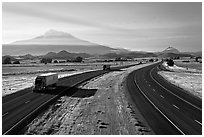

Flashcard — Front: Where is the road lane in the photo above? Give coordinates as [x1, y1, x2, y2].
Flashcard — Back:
[2, 70, 107, 134]
[2, 63, 138, 134]
[127, 62, 202, 134]
[126, 70, 182, 134]
[155, 64, 202, 109]
[149, 66, 202, 123]
[2, 92, 41, 114]
[3, 94, 53, 133]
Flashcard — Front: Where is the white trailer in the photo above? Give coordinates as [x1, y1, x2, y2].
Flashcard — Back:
[33, 73, 58, 91]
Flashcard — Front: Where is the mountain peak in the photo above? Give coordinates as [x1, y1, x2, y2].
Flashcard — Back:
[11, 29, 96, 46]
[58, 50, 70, 54]
[43, 29, 73, 38]
[162, 46, 180, 54]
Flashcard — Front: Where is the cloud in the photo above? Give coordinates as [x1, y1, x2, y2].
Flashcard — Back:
[3, 3, 131, 32]
[2, 2, 202, 52]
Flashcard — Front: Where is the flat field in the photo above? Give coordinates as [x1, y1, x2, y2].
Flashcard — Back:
[2, 61, 136, 97]
[174, 60, 202, 70]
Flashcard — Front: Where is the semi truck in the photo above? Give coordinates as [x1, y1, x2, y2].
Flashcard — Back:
[33, 73, 58, 92]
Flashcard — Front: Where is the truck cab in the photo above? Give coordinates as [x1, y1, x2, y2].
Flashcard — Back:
[33, 76, 46, 91]
[33, 73, 58, 92]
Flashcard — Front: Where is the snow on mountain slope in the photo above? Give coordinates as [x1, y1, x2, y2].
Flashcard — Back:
[162, 46, 180, 54]
[11, 29, 97, 46]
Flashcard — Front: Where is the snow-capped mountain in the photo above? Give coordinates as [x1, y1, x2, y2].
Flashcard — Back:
[3, 29, 129, 55]
[11, 29, 97, 46]
[162, 46, 180, 54]
[156, 46, 193, 58]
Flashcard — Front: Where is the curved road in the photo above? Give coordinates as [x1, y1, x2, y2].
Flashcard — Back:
[2, 63, 138, 134]
[126, 62, 202, 135]
[2, 70, 107, 134]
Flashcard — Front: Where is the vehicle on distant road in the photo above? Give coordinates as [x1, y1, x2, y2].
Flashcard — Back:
[103, 65, 111, 70]
[33, 73, 58, 92]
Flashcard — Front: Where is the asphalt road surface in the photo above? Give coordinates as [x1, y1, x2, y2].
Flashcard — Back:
[126, 62, 202, 135]
[2, 70, 107, 134]
[2, 63, 138, 134]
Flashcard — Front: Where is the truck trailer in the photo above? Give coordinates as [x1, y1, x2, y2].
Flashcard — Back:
[33, 73, 58, 92]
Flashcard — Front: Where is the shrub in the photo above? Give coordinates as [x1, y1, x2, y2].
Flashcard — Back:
[167, 59, 174, 66]
[75, 56, 83, 62]
[40, 58, 52, 64]
[149, 59, 154, 62]
[182, 60, 190, 63]
[13, 60, 20, 64]
[53, 60, 58, 63]
[195, 57, 199, 62]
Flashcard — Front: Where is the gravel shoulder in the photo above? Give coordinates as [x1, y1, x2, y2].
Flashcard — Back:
[22, 63, 155, 135]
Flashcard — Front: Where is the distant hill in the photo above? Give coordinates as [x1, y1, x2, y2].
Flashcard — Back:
[43, 50, 91, 60]
[182, 51, 202, 57]
[2, 29, 129, 55]
[2, 55, 16, 61]
[102, 52, 157, 59]
[157, 53, 193, 58]
[18, 54, 35, 59]
[2, 55, 18, 64]
[156, 46, 195, 58]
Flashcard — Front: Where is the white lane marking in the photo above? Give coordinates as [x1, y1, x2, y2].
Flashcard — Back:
[172, 104, 180, 110]
[2, 112, 9, 117]
[25, 100, 30, 104]
[150, 67, 202, 111]
[134, 78, 185, 135]
[160, 95, 164, 98]
[194, 120, 202, 126]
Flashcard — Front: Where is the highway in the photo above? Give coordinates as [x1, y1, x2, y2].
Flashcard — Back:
[2, 70, 108, 134]
[126, 62, 202, 135]
[2, 63, 138, 135]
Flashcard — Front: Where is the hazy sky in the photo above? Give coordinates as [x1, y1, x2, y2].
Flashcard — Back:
[2, 2, 202, 52]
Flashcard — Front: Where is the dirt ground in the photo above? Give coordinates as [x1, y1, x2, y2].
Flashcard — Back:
[23, 63, 155, 135]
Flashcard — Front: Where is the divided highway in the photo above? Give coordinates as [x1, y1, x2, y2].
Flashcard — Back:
[2, 63, 138, 135]
[126, 62, 202, 135]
